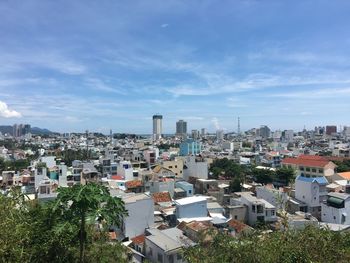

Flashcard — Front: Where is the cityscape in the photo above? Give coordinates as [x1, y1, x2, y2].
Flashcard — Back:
[1, 1, 350, 263]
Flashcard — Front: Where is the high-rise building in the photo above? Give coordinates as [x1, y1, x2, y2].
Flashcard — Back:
[13, 123, 31, 138]
[201, 128, 206, 138]
[152, 115, 163, 141]
[191, 129, 200, 140]
[216, 129, 224, 142]
[259, 125, 271, 139]
[176, 120, 187, 138]
[326, 125, 337, 135]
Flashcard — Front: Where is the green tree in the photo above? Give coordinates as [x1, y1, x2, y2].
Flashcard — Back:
[229, 177, 242, 193]
[275, 167, 295, 186]
[183, 225, 350, 263]
[253, 168, 274, 184]
[54, 183, 128, 263]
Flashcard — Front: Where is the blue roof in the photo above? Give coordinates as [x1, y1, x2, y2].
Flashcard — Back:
[296, 175, 328, 185]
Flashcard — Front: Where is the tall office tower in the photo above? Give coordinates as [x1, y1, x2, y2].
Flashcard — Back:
[13, 124, 18, 137]
[152, 115, 163, 141]
[201, 128, 206, 138]
[259, 125, 271, 139]
[216, 129, 224, 142]
[23, 124, 31, 135]
[326, 125, 337, 136]
[176, 120, 187, 138]
[191, 129, 200, 140]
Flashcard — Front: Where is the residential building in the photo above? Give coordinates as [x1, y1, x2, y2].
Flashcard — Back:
[179, 139, 202, 156]
[145, 228, 191, 263]
[238, 192, 277, 226]
[175, 196, 208, 219]
[183, 156, 208, 181]
[321, 192, 350, 224]
[121, 193, 154, 239]
[163, 160, 183, 178]
[175, 181, 193, 197]
[295, 174, 328, 218]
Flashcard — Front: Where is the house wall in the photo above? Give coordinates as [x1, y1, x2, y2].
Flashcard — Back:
[321, 202, 350, 224]
[145, 239, 184, 263]
[124, 198, 154, 239]
[225, 206, 248, 222]
[176, 200, 207, 219]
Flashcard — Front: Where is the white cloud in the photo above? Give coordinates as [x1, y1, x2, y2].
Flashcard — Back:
[161, 23, 169, 28]
[0, 101, 22, 118]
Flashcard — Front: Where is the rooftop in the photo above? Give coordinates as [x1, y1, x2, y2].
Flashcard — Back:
[337, 172, 350, 180]
[296, 175, 328, 185]
[152, 192, 172, 203]
[175, 196, 207, 206]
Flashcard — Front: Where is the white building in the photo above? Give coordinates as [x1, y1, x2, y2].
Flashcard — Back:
[117, 161, 134, 181]
[145, 228, 191, 263]
[122, 193, 154, 239]
[216, 130, 224, 142]
[321, 192, 350, 225]
[153, 115, 163, 141]
[239, 192, 277, 226]
[295, 175, 328, 218]
[175, 196, 207, 219]
[183, 156, 208, 181]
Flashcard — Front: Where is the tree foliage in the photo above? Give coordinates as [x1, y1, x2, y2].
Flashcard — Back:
[183, 225, 350, 263]
[334, 160, 350, 173]
[54, 183, 128, 263]
[0, 185, 128, 263]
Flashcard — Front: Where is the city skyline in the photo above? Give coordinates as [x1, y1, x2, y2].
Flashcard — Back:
[1, 1, 350, 133]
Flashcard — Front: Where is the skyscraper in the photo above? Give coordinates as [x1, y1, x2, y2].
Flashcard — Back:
[176, 120, 187, 139]
[153, 115, 163, 140]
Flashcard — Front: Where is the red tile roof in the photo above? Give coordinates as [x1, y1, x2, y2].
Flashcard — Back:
[186, 221, 211, 232]
[131, 234, 145, 245]
[152, 192, 172, 203]
[111, 175, 124, 180]
[126, 180, 142, 188]
[227, 219, 250, 233]
[282, 155, 331, 168]
[337, 172, 350, 180]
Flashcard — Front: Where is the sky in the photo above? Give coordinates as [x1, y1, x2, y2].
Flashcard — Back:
[1, 0, 350, 134]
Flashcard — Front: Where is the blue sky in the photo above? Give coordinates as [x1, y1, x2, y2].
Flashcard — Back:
[1, 0, 350, 134]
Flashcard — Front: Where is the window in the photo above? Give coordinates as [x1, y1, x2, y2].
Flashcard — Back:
[306, 167, 311, 172]
[234, 215, 238, 220]
[169, 166, 173, 169]
[175, 165, 178, 168]
[177, 254, 182, 260]
[188, 190, 192, 194]
[300, 166, 305, 171]
[252, 205, 256, 212]
[149, 247, 153, 256]
[157, 253, 163, 263]
[271, 210, 275, 216]
[168, 254, 174, 263]
[319, 169, 324, 173]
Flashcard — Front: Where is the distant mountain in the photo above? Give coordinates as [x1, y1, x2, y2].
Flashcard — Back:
[30, 127, 56, 135]
[0, 125, 56, 136]
[0, 125, 13, 135]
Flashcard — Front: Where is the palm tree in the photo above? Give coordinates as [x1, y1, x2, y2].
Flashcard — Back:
[54, 183, 128, 263]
